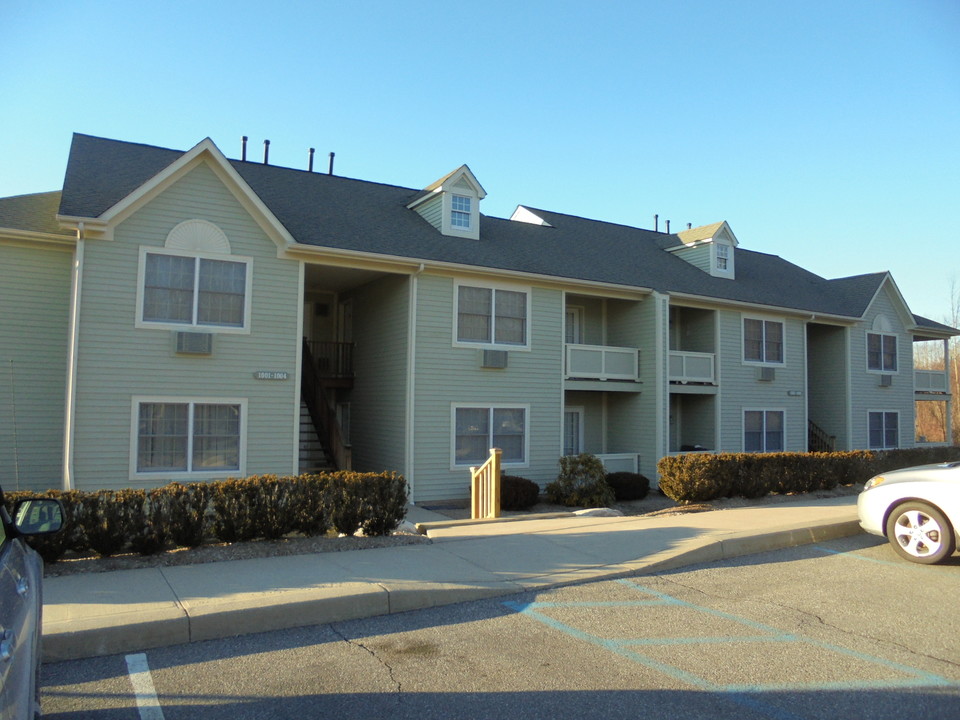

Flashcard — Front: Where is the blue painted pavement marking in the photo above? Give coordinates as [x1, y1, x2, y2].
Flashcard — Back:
[503, 576, 956, 720]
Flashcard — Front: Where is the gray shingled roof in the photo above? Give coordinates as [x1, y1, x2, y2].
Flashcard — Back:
[0, 191, 73, 236]
[51, 134, 950, 328]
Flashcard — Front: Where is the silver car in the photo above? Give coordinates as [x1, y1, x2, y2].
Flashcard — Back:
[857, 461, 960, 564]
[0, 487, 63, 720]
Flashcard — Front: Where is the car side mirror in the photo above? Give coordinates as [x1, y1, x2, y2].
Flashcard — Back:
[13, 498, 64, 535]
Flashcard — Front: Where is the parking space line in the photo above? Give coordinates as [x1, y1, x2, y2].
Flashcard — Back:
[125, 653, 165, 720]
[504, 578, 955, 698]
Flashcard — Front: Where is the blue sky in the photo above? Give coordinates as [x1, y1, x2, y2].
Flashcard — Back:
[2, 0, 957, 322]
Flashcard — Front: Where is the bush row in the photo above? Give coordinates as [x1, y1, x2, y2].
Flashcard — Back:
[2, 471, 408, 563]
[657, 447, 960, 503]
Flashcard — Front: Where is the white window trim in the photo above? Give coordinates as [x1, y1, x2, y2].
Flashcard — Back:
[450, 403, 531, 470]
[867, 409, 900, 450]
[741, 315, 786, 366]
[865, 331, 900, 375]
[442, 192, 480, 239]
[453, 279, 532, 350]
[130, 396, 248, 480]
[742, 408, 786, 453]
[135, 246, 254, 333]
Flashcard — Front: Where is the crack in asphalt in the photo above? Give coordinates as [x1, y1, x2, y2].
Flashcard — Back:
[329, 624, 404, 698]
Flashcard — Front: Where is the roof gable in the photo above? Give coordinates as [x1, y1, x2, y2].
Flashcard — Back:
[57, 134, 294, 247]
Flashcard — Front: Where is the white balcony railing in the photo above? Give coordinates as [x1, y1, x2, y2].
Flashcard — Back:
[669, 350, 716, 384]
[596, 453, 640, 473]
[565, 343, 639, 381]
[915, 370, 948, 393]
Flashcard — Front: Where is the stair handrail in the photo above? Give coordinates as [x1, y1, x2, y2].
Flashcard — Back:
[808, 420, 836, 453]
[302, 338, 352, 470]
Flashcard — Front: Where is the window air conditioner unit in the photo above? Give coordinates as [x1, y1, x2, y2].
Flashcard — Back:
[758, 366, 775, 381]
[482, 349, 508, 369]
[176, 331, 213, 355]
[879, 374, 893, 387]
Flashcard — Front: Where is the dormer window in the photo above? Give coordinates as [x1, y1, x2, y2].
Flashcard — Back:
[408, 165, 486, 240]
[451, 195, 472, 229]
[716, 244, 729, 271]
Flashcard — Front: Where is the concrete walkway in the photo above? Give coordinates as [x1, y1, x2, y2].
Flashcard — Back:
[42, 496, 861, 662]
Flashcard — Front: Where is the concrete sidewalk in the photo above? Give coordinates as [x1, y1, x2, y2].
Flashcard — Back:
[42, 496, 861, 662]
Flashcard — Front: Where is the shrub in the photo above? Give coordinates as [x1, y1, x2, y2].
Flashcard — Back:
[657, 447, 960, 504]
[546, 454, 614, 508]
[157, 482, 211, 548]
[210, 478, 262, 543]
[77, 490, 137, 557]
[290, 474, 330, 536]
[605, 472, 650, 501]
[126, 488, 168, 556]
[358, 472, 409, 536]
[501, 475, 540, 510]
[324, 473, 365, 536]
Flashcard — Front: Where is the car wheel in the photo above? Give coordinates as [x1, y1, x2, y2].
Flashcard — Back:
[885, 502, 956, 564]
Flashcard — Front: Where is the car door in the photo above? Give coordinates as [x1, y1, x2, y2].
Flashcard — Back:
[0, 519, 38, 720]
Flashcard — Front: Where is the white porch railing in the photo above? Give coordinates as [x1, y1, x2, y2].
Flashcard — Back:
[915, 370, 948, 392]
[596, 453, 640, 473]
[565, 344, 639, 381]
[669, 351, 716, 384]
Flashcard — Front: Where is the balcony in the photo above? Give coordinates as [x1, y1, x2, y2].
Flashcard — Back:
[565, 343, 640, 382]
[915, 369, 948, 394]
[669, 351, 716, 384]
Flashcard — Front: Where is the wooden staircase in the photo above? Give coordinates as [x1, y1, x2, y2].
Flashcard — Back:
[299, 401, 334, 474]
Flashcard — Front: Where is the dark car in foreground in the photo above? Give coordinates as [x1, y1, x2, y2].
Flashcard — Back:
[0, 486, 63, 720]
[858, 461, 960, 564]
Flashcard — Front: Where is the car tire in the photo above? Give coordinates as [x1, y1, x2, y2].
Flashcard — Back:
[884, 501, 956, 564]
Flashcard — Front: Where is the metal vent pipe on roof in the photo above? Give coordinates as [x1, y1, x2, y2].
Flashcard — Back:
[328, 151, 335, 175]
[654, 214, 658, 232]
[263, 139, 270, 165]
[241, 136, 248, 162]
[308, 148, 315, 172]
[666, 220, 670, 233]
[687, 223, 692, 229]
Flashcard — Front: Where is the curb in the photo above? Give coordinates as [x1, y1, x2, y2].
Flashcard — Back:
[42, 519, 864, 663]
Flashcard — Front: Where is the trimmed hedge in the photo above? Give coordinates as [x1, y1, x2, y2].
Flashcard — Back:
[606, 472, 651, 501]
[657, 447, 960, 504]
[501, 475, 540, 510]
[2, 471, 408, 563]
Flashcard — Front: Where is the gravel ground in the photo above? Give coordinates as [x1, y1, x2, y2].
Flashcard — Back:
[43, 484, 862, 578]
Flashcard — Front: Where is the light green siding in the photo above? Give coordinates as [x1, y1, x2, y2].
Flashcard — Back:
[807, 323, 849, 449]
[346, 274, 410, 475]
[0, 242, 71, 491]
[411, 274, 563, 501]
[413, 195, 442, 232]
[70, 162, 301, 490]
[716, 310, 807, 452]
[849, 285, 914, 449]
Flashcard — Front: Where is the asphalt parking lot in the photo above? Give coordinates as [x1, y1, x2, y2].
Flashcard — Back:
[41, 534, 960, 720]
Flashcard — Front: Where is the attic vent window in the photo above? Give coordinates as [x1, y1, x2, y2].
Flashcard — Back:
[451, 195, 472, 228]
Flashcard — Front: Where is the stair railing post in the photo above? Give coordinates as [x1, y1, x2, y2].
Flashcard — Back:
[470, 448, 502, 520]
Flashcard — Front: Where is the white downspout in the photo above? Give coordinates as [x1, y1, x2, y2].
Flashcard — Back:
[62, 224, 84, 490]
[405, 264, 425, 503]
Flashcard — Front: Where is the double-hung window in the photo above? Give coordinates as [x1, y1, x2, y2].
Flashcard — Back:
[135, 399, 243, 474]
[743, 318, 784, 364]
[867, 333, 897, 372]
[453, 405, 527, 466]
[716, 244, 729, 271]
[141, 250, 249, 329]
[451, 195, 472, 229]
[868, 411, 899, 449]
[456, 284, 529, 347]
[744, 410, 784, 452]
